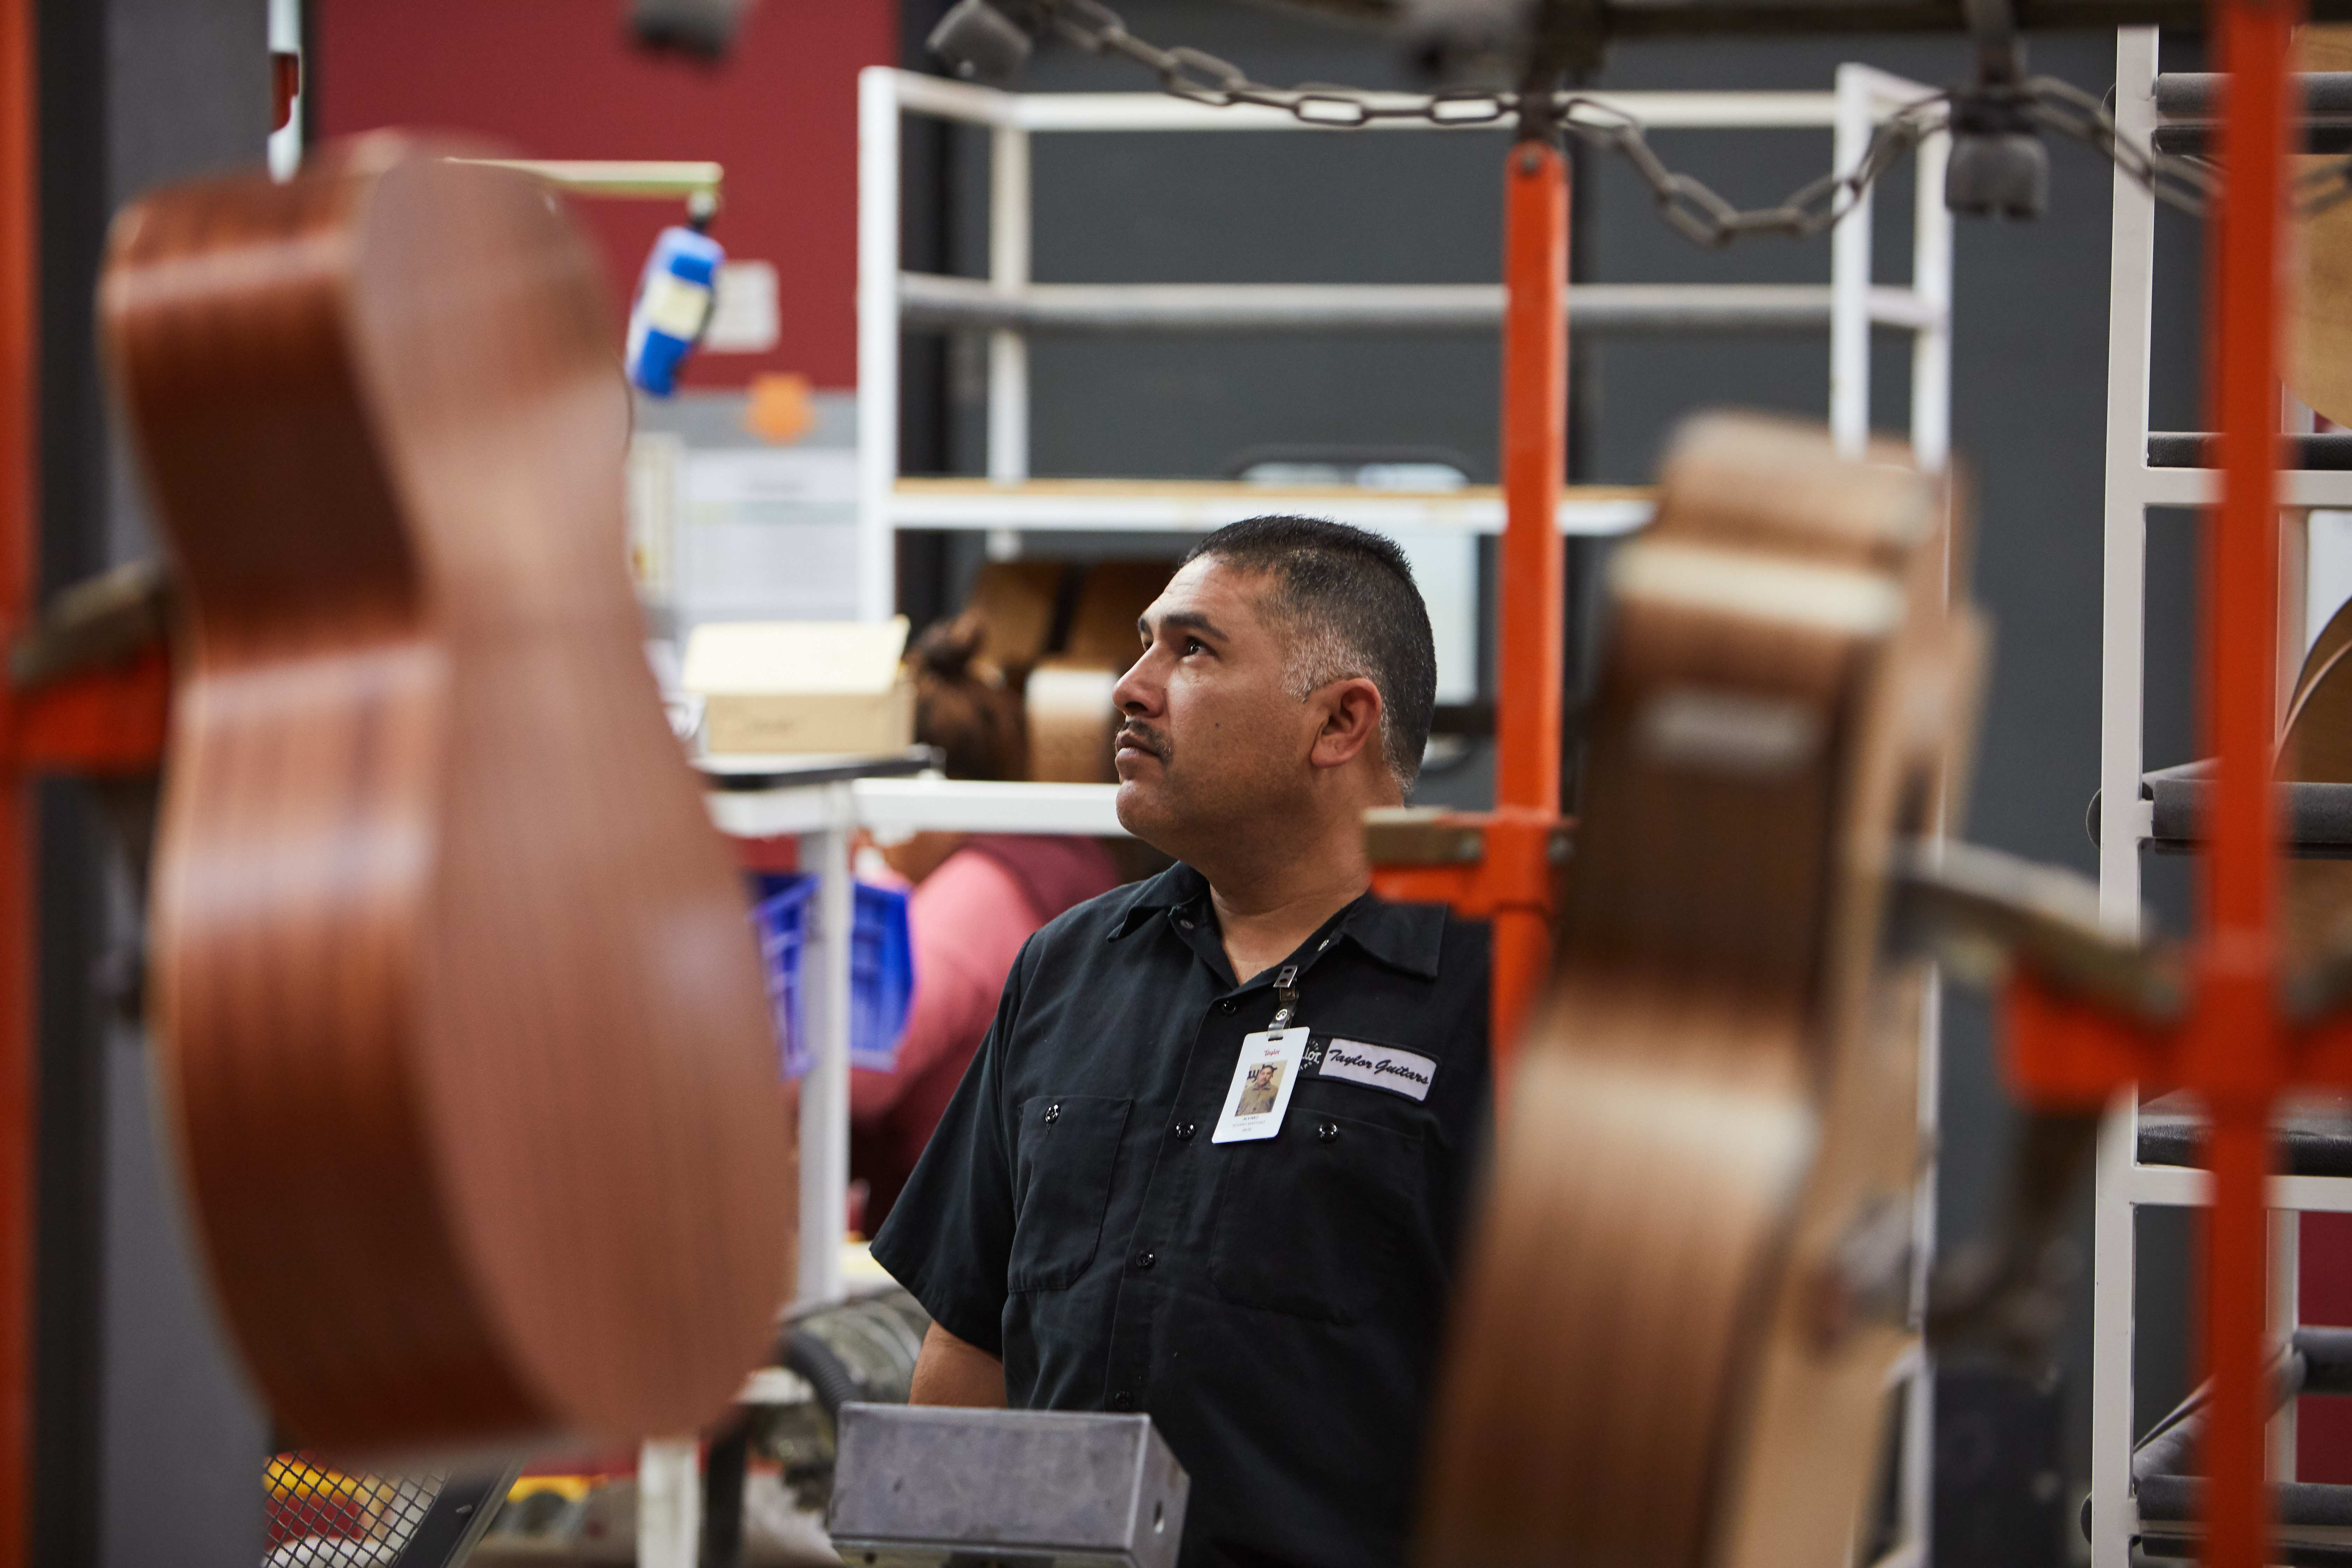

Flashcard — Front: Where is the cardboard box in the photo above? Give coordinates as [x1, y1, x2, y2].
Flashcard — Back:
[1062, 561, 1174, 667]
[682, 618, 914, 756]
[963, 561, 1063, 676]
[1017, 564, 1173, 783]
[1026, 662, 1122, 783]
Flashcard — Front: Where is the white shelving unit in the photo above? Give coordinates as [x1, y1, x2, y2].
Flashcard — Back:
[698, 763, 1126, 1309]
[2088, 27, 2352, 1568]
[853, 63, 1957, 622]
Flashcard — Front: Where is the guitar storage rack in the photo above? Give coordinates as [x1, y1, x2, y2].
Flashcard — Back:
[2080, 25, 2352, 1568]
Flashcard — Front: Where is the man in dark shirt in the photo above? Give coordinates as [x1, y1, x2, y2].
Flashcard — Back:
[869, 515, 1492, 1568]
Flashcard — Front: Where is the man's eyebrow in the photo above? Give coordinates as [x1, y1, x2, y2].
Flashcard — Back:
[1142, 610, 1231, 643]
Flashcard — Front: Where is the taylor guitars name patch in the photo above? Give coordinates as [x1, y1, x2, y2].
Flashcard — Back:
[1311, 1038, 1437, 1102]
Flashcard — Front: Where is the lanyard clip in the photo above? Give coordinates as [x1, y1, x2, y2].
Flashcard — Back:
[1270, 964, 1301, 1028]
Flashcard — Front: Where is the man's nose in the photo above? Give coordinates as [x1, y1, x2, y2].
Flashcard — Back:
[1112, 653, 1158, 716]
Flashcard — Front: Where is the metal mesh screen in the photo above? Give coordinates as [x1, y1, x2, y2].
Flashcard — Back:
[264, 1452, 445, 1568]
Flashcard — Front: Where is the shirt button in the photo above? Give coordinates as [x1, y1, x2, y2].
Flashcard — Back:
[1317, 1121, 1339, 1142]
[1133, 1251, 1155, 1271]
[1178, 917, 1195, 929]
[1043, 1103, 1060, 1123]
[1110, 1391, 1135, 1412]
[1218, 1000, 1237, 1014]
[1173, 1122, 1197, 1141]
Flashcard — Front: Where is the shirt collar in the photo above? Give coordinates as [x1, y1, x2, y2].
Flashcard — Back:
[1106, 862, 1210, 940]
[1107, 861, 1446, 981]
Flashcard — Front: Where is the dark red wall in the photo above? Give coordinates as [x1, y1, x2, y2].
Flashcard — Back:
[315, 0, 894, 388]
[2304, 1212, 2352, 1479]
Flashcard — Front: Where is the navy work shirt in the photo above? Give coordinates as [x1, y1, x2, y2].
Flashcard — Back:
[869, 862, 1492, 1568]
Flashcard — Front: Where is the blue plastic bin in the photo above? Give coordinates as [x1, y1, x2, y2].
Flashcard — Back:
[750, 874, 914, 1081]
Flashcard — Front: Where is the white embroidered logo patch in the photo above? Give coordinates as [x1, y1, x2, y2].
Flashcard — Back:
[1316, 1039, 1437, 1102]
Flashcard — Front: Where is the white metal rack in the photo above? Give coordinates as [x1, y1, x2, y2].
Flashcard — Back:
[2089, 27, 2352, 1568]
[853, 63, 1957, 622]
[627, 771, 1127, 1568]
[698, 766, 1125, 1308]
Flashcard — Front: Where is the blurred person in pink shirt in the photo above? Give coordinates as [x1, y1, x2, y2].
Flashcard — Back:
[852, 616, 1119, 1230]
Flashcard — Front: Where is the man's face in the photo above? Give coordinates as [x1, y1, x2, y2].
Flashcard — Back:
[1111, 557, 1316, 855]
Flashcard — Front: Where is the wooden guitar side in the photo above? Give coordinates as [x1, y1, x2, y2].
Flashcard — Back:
[1420, 414, 1981, 1567]
[104, 136, 795, 1455]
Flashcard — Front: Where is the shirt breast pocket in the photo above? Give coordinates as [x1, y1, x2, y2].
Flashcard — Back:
[1008, 1094, 1132, 1293]
[1208, 1109, 1438, 1325]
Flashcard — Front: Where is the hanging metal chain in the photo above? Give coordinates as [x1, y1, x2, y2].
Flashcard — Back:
[1029, 0, 2346, 236]
[2014, 76, 2215, 215]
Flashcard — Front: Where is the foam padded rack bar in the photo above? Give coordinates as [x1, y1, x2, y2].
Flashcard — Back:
[2138, 1478, 2352, 1564]
[2137, 1093, 2352, 1177]
[2114, 761, 2352, 858]
[2155, 71, 2352, 117]
[828, 1405, 1189, 1568]
[2148, 432, 2352, 470]
[2154, 71, 2352, 155]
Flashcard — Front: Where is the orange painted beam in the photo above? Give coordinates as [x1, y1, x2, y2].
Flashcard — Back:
[2001, 969, 2169, 1109]
[8, 650, 169, 776]
[1491, 135, 1569, 1078]
[2197, 4, 2295, 1563]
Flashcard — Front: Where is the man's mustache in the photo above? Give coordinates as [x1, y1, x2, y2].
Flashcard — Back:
[1116, 722, 1171, 763]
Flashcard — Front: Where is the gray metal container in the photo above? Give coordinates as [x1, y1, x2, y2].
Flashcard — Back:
[827, 1404, 1189, 1568]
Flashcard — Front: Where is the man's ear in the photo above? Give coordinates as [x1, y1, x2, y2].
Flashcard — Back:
[1307, 676, 1385, 773]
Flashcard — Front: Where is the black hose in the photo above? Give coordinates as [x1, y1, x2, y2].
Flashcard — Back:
[782, 1325, 865, 1418]
[700, 1417, 750, 1568]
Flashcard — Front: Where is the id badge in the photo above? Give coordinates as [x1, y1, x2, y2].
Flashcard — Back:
[1212, 1028, 1309, 1143]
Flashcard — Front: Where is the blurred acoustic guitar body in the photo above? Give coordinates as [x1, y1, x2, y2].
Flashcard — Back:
[2292, 27, 2352, 427]
[102, 134, 794, 1457]
[1421, 413, 1983, 1567]
[2280, 592, 2352, 963]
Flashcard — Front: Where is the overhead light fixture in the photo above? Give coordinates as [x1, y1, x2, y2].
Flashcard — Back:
[927, 0, 1041, 84]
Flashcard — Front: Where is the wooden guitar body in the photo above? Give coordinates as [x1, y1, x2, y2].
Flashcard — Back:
[1420, 414, 1981, 1567]
[2273, 595, 2352, 969]
[2290, 28, 2352, 426]
[103, 136, 794, 1455]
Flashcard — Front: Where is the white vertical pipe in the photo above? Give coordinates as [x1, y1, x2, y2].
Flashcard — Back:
[797, 793, 853, 1307]
[1900, 973, 1940, 1566]
[637, 1437, 702, 1568]
[2090, 29, 2161, 1568]
[266, 0, 303, 181]
[987, 125, 1031, 483]
[2091, 1091, 2143, 1568]
[1909, 125, 1953, 472]
[2272, 386, 2318, 1483]
[1830, 64, 1875, 457]
[857, 68, 902, 623]
[2099, 27, 2157, 930]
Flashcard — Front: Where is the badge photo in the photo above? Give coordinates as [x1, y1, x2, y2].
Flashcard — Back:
[1212, 1028, 1310, 1143]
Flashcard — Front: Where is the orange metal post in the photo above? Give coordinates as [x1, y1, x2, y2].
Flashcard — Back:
[1491, 136, 1568, 1074]
[0, 0, 29, 1560]
[2200, 1, 2295, 1563]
